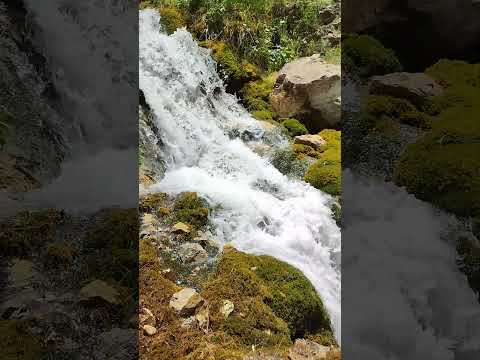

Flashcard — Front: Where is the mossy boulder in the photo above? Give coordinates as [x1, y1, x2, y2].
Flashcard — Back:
[203, 247, 333, 343]
[139, 192, 167, 213]
[173, 192, 210, 228]
[271, 148, 309, 178]
[343, 34, 402, 80]
[304, 130, 341, 195]
[159, 6, 187, 35]
[394, 60, 480, 216]
[281, 118, 308, 137]
[201, 41, 260, 93]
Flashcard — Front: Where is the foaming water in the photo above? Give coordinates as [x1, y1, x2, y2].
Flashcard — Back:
[139, 9, 341, 338]
[343, 171, 480, 359]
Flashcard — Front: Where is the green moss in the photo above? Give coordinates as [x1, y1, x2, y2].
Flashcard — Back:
[281, 118, 308, 137]
[304, 130, 341, 195]
[0, 210, 63, 257]
[139, 192, 167, 213]
[343, 34, 402, 79]
[251, 110, 275, 122]
[173, 192, 210, 228]
[202, 247, 332, 344]
[270, 148, 309, 178]
[0, 320, 43, 360]
[201, 41, 259, 86]
[394, 61, 480, 216]
[304, 159, 341, 196]
[292, 144, 320, 158]
[241, 73, 277, 112]
[159, 6, 187, 35]
[83, 209, 138, 288]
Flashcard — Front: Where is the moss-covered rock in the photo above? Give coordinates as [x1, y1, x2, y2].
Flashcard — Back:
[44, 244, 74, 269]
[343, 34, 402, 80]
[292, 144, 321, 158]
[304, 130, 341, 195]
[203, 247, 333, 342]
[281, 118, 308, 137]
[173, 192, 210, 228]
[271, 148, 309, 178]
[394, 60, 480, 216]
[139, 192, 167, 213]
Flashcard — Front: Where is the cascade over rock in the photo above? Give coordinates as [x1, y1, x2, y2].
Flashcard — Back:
[139, 9, 341, 339]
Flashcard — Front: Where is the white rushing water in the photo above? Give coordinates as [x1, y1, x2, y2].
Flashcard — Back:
[343, 173, 480, 359]
[139, 9, 341, 338]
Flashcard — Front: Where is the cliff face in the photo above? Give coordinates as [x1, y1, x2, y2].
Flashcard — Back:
[343, 0, 480, 69]
[0, 1, 65, 189]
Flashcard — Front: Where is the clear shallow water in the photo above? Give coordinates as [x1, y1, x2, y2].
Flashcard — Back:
[139, 9, 341, 339]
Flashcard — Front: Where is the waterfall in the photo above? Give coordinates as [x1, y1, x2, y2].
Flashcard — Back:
[139, 9, 342, 339]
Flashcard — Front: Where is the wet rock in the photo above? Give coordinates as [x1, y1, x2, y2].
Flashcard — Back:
[169, 288, 204, 316]
[172, 222, 192, 234]
[270, 55, 341, 131]
[288, 339, 338, 360]
[369, 72, 443, 106]
[294, 134, 326, 150]
[79, 280, 120, 305]
[143, 324, 157, 336]
[178, 243, 209, 264]
[220, 300, 234, 319]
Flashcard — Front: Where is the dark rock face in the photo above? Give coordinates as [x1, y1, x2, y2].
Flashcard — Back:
[0, 1, 65, 185]
[343, 0, 480, 70]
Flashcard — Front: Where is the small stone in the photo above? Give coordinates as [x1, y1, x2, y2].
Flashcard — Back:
[181, 316, 196, 329]
[220, 300, 234, 319]
[142, 325, 157, 336]
[178, 243, 209, 264]
[172, 222, 192, 234]
[250, 267, 257, 271]
[294, 134, 326, 150]
[140, 307, 156, 326]
[288, 339, 332, 360]
[195, 306, 209, 331]
[79, 280, 120, 305]
[169, 288, 204, 316]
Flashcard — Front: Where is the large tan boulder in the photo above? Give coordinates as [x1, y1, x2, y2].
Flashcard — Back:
[369, 72, 443, 105]
[270, 55, 341, 132]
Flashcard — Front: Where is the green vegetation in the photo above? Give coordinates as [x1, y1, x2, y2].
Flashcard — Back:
[241, 73, 277, 112]
[141, 0, 340, 72]
[394, 60, 480, 216]
[271, 148, 309, 178]
[281, 118, 308, 137]
[203, 247, 333, 342]
[0, 210, 63, 257]
[159, 6, 187, 34]
[343, 34, 402, 79]
[304, 129, 341, 195]
[173, 191, 210, 227]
